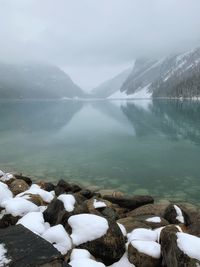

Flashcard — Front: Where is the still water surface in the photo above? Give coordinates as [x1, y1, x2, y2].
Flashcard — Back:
[0, 99, 200, 203]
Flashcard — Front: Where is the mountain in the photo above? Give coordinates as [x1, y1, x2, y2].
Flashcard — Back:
[0, 62, 84, 99]
[109, 47, 200, 99]
[91, 68, 131, 98]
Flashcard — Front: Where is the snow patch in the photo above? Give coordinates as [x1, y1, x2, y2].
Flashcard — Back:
[0, 244, 11, 266]
[117, 223, 127, 237]
[174, 205, 184, 223]
[177, 232, 200, 261]
[128, 228, 157, 242]
[2, 197, 39, 217]
[70, 249, 93, 261]
[68, 214, 109, 246]
[146, 217, 161, 223]
[108, 252, 135, 267]
[57, 194, 76, 212]
[93, 199, 107, 209]
[42, 224, 72, 255]
[131, 240, 161, 259]
[0, 182, 13, 206]
[69, 258, 105, 267]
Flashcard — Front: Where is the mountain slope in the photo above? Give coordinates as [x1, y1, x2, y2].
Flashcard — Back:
[91, 68, 131, 98]
[111, 47, 200, 99]
[0, 62, 84, 99]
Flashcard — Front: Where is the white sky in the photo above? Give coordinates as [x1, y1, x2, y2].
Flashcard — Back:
[0, 0, 200, 90]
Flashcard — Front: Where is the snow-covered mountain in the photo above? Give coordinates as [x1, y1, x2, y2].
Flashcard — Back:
[91, 68, 131, 98]
[109, 47, 200, 99]
[0, 62, 84, 99]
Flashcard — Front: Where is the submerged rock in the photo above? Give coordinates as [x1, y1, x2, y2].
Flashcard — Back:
[103, 195, 154, 210]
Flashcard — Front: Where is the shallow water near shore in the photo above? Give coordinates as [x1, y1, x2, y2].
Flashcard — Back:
[0, 99, 200, 203]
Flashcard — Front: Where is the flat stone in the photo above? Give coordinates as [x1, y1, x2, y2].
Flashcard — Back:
[0, 224, 65, 267]
[103, 195, 154, 210]
[126, 204, 168, 217]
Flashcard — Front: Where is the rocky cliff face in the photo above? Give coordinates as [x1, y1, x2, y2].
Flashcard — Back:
[120, 47, 200, 99]
[0, 62, 84, 99]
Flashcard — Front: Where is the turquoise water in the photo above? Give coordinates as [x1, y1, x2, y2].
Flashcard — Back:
[0, 99, 200, 203]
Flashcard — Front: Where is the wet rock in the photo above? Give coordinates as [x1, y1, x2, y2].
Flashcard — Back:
[0, 214, 20, 228]
[9, 179, 29, 195]
[43, 198, 66, 225]
[70, 183, 82, 193]
[126, 204, 168, 217]
[79, 189, 94, 199]
[187, 213, 200, 237]
[14, 174, 32, 186]
[117, 217, 151, 232]
[39, 181, 55, 192]
[160, 225, 200, 267]
[78, 219, 126, 266]
[163, 204, 191, 226]
[55, 180, 72, 196]
[98, 189, 124, 198]
[128, 241, 161, 267]
[0, 224, 65, 267]
[103, 195, 154, 210]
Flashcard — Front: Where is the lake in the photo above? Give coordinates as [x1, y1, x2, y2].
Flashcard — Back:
[0, 99, 200, 203]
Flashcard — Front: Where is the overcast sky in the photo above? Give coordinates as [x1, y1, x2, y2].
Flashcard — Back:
[1, 0, 200, 90]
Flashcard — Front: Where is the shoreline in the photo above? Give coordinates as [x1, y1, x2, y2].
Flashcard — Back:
[0, 169, 200, 266]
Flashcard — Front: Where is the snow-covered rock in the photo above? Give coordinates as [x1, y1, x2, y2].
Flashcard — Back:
[1, 197, 39, 217]
[177, 232, 200, 261]
[42, 224, 72, 255]
[57, 194, 76, 212]
[117, 223, 127, 237]
[17, 211, 48, 235]
[131, 240, 161, 259]
[68, 214, 109, 246]
[174, 205, 184, 224]
[17, 184, 54, 203]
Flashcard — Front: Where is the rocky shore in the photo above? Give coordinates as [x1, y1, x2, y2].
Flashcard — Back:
[0, 170, 200, 266]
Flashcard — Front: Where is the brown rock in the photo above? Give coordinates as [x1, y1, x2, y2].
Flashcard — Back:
[160, 225, 200, 267]
[9, 179, 29, 195]
[27, 193, 45, 206]
[117, 217, 150, 232]
[128, 242, 161, 267]
[126, 204, 168, 217]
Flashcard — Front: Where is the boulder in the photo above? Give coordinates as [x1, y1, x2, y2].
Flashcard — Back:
[9, 179, 29, 195]
[27, 193, 45, 206]
[160, 225, 200, 266]
[39, 181, 55, 192]
[103, 195, 154, 210]
[0, 224, 65, 267]
[0, 214, 20, 228]
[78, 220, 126, 265]
[126, 215, 169, 230]
[43, 198, 66, 226]
[54, 180, 81, 196]
[163, 204, 191, 226]
[128, 241, 161, 267]
[126, 204, 168, 217]
[14, 174, 32, 186]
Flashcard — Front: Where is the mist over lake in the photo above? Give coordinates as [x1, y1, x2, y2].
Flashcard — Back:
[1, 99, 200, 203]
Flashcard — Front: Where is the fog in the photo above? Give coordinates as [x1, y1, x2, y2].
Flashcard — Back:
[1, 0, 200, 90]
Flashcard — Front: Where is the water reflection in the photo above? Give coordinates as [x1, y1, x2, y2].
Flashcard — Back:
[0, 99, 200, 203]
